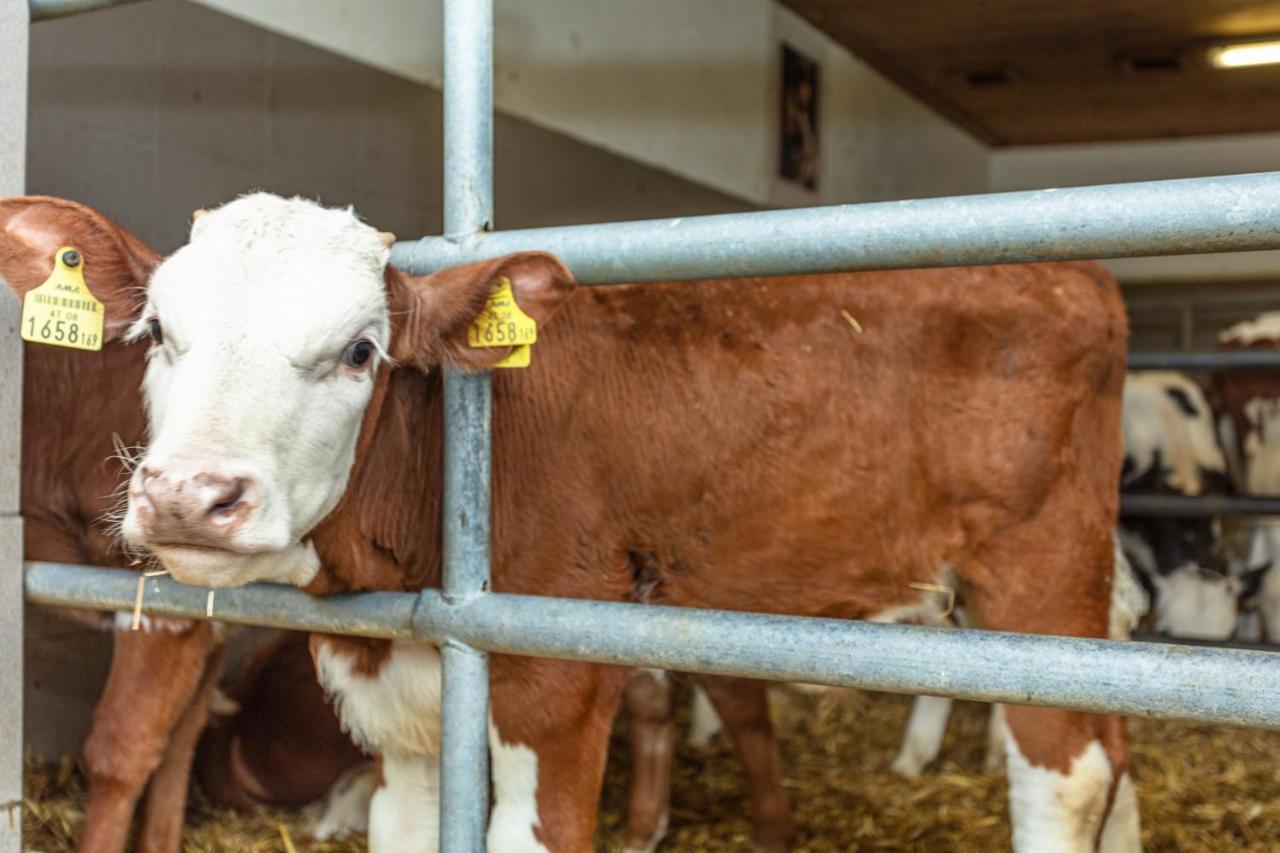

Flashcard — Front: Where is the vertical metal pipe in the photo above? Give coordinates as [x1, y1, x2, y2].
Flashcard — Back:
[439, 0, 494, 850]
[442, 0, 493, 240]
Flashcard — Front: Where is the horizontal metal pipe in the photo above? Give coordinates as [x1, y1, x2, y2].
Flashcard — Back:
[1128, 350, 1280, 371]
[26, 562, 1280, 728]
[28, 0, 147, 21]
[413, 592, 1280, 728]
[393, 172, 1280, 283]
[23, 562, 418, 638]
[1121, 494, 1280, 518]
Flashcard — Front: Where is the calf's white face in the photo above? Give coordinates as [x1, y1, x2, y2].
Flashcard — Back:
[122, 193, 575, 589]
[122, 194, 393, 586]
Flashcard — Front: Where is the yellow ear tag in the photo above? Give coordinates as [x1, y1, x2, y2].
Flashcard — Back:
[467, 275, 536, 369]
[21, 247, 105, 352]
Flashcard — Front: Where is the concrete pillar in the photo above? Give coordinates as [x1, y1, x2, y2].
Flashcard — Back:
[0, 1, 26, 849]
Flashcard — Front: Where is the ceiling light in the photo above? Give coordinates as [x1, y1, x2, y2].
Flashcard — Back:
[1210, 39, 1280, 69]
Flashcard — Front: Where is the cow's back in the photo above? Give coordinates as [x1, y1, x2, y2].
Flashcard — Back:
[485, 262, 1126, 616]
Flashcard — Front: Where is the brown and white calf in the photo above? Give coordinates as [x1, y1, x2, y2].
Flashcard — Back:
[1, 196, 363, 851]
[119, 193, 1137, 852]
[1215, 314, 1280, 641]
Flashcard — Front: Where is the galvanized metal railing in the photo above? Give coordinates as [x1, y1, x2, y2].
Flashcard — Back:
[438, 0, 494, 844]
[18, 0, 1280, 850]
[25, 560, 1280, 731]
[396, 171, 1280, 282]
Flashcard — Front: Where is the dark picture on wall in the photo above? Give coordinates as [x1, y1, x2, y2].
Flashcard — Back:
[779, 43, 819, 190]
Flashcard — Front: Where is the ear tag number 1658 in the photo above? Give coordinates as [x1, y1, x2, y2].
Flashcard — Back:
[467, 276, 537, 368]
[21, 246, 105, 352]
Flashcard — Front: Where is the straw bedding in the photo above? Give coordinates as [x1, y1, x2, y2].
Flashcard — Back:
[23, 686, 1280, 851]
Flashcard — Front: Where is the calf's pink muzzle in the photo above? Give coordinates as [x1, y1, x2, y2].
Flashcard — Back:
[130, 458, 259, 550]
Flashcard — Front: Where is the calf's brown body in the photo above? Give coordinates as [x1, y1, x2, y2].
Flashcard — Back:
[311, 260, 1129, 850]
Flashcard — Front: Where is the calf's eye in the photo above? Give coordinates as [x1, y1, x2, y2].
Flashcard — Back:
[147, 318, 163, 345]
[342, 338, 375, 369]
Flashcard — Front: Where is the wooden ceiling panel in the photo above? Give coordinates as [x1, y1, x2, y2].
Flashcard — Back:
[781, 0, 1280, 144]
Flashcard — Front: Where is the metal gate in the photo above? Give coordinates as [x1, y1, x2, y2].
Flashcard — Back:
[15, 0, 1280, 851]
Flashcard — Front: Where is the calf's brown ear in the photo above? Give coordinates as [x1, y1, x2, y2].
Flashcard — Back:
[0, 195, 160, 340]
[387, 251, 576, 371]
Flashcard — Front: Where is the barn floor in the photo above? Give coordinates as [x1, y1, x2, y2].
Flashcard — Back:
[22, 687, 1280, 851]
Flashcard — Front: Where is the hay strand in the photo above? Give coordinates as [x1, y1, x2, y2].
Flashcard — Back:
[841, 309, 863, 333]
[279, 822, 298, 853]
[129, 575, 144, 631]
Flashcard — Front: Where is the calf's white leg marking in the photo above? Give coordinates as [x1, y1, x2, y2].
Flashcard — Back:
[488, 719, 551, 853]
[1005, 730, 1115, 853]
[369, 752, 440, 853]
[314, 641, 443, 852]
[1099, 772, 1141, 853]
[890, 695, 953, 779]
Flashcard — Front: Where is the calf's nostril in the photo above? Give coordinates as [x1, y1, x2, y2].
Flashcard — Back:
[207, 479, 247, 516]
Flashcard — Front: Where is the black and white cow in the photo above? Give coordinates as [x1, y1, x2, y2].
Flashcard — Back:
[1119, 370, 1249, 640]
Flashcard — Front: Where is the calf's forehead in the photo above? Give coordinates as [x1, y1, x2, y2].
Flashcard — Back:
[149, 235, 390, 343]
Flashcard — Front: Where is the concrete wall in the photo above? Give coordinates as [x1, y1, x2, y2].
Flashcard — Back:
[27, 0, 754, 257]
[195, 0, 990, 207]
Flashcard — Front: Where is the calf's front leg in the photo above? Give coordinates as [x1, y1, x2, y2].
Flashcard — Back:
[490, 657, 630, 853]
[135, 644, 225, 852]
[78, 619, 219, 853]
